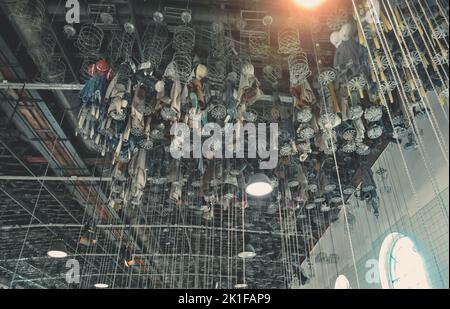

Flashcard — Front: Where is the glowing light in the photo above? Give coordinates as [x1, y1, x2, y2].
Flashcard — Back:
[246, 174, 273, 197]
[379, 233, 431, 289]
[47, 250, 68, 259]
[94, 283, 109, 289]
[334, 275, 351, 289]
[292, 0, 326, 10]
[47, 240, 68, 259]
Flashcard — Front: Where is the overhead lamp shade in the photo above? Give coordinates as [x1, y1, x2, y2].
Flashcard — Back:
[234, 283, 248, 289]
[47, 240, 68, 259]
[292, 0, 326, 10]
[94, 282, 109, 289]
[238, 244, 257, 259]
[246, 173, 273, 198]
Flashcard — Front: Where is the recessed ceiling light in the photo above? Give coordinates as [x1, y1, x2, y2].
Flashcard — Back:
[234, 283, 248, 289]
[292, 0, 326, 10]
[238, 244, 256, 259]
[63, 24, 76, 38]
[100, 12, 114, 24]
[47, 250, 68, 258]
[47, 240, 68, 259]
[94, 283, 109, 289]
[262, 15, 273, 26]
[153, 11, 164, 23]
[124, 22, 135, 34]
[246, 174, 273, 198]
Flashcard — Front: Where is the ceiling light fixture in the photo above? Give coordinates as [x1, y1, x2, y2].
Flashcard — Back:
[292, 0, 326, 10]
[245, 173, 273, 198]
[238, 244, 257, 259]
[94, 283, 109, 289]
[47, 240, 68, 259]
[234, 283, 248, 289]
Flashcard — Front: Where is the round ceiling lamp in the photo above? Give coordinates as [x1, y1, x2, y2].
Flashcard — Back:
[153, 11, 164, 23]
[292, 0, 326, 10]
[238, 244, 257, 259]
[94, 283, 109, 289]
[63, 24, 76, 38]
[245, 173, 273, 198]
[47, 240, 68, 259]
[234, 283, 248, 289]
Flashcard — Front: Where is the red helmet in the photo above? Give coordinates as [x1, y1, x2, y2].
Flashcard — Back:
[95, 59, 110, 74]
[85, 59, 113, 80]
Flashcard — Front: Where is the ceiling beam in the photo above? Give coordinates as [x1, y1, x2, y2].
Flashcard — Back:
[0, 265, 47, 289]
[0, 175, 113, 182]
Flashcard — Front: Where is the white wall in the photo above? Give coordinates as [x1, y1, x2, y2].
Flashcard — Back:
[301, 94, 449, 289]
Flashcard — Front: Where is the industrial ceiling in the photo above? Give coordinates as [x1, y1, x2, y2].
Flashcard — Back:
[0, 0, 448, 289]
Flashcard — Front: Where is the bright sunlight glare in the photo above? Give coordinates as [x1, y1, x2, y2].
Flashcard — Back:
[292, 0, 326, 10]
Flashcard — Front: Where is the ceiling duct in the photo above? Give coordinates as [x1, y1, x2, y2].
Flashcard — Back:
[163, 7, 192, 22]
[87, 3, 120, 31]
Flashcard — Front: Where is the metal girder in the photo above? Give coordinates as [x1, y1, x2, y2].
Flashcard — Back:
[0, 265, 47, 289]
[0, 223, 305, 237]
[0, 139, 82, 224]
[42, 15, 78, 82]
[0, 83, 83, 91]
[11, 272, 237, 284]
[0, 82, 295, 103]
[0, 185, 51, 225]
[0, 176, 113, 182]
[0, 35, 144, 278]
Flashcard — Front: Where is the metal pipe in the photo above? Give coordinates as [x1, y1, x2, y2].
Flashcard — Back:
[0, 82, 84, 91]
[1, 223, 304, 237]
[12, 272, 238, 284]
[0, 82, 295, 103]
[0, 176, 113, 182]
[0, 265, 47, 289]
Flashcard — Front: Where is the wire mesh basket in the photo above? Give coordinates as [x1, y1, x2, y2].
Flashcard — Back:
[207, 56, 226, 86]
[249, 30, 270, 59]
[278, 26, 300, 55]
[43, 57, 66, 83]
[142, 46, 163, 71]
[108, 31, 135, 66]
[76, 24, 104, 55]
[142, 23, 168, 52]
[29, 22, 57, 66]
[141, 23, 168, 68]
[288, 50, 311, 85]
[173, 24, 195, 52]
[210, 28, 226, 59]
[172, 51, 192, 84]
[12, 0, 46, 32]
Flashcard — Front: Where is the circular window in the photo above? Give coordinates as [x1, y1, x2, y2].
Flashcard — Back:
[379, 233, 430, 289]
[334, 275, 351, 289]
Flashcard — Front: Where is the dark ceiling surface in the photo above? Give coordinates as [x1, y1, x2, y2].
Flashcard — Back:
[0, 0, 401, 289]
